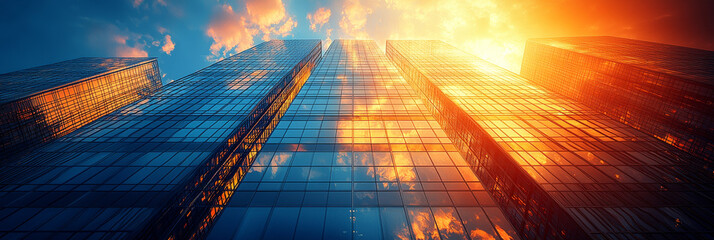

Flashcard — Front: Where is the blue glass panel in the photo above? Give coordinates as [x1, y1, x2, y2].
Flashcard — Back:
[294, 207, 326, 239]
[323, 207, 352, 240]
[263, 207, 300, 240]
[354, 207, 382, 240]
[380, 207, 412, 240]
[233, 207, 271, 239]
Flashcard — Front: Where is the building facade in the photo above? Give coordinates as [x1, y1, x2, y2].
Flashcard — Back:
[205, 40, 520, 240]
[521, 36, 714, 168]
[387, 40, 714, 239]
[0, 40, 320, 239]
[0, 57, 162, 159]
[1, 38, 712, 240]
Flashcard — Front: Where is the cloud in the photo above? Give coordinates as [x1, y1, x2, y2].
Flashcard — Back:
[246, 0, 286, 28]
[161, 34, 175, 55]
[332, 0, 526, 72]
[339, 0, 372, 39]
[275, 17, 297, 37]
[325, 28, 333, 49]
[245, 0, 296, 41]
[111, 33, 148, 57]
[114, 34, 148, 57]
[157, 26, 168, 34]
[132, 0, 143, 8]
[205, 0, 297, 59]
[206, 4, 255, 58]
[307, 8, 331, 31]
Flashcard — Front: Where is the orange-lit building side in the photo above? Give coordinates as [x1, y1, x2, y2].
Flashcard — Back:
[205, 40, 520, 240]
[521, 37, 714, 168]
[143, 44, 320, 239]
[0, 59, 161, 159]
[387, 40, 714, 239]
[0, 41, 320, 239]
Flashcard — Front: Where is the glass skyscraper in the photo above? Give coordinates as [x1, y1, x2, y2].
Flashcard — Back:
[206, 40, 519, 240]
[0, 40, 320, 239]
[520, 36, 714, 168]
[387, 40, 714, 239]
[1, 38, 712, 240]
[0, 57, 162, 159]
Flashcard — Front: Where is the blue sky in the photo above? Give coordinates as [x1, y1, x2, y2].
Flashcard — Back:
[1, 0, 712, 83]
[0, 0, 330, 83]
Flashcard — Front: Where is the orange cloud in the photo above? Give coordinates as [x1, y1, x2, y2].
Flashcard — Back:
[206, 4, 255, 58]
[339, 0, 372, 39]
[116, 45, 148, 57]
[246, 0, 285, 27]
[275, 17, 297, 37]
[245, 0, 296, 41]
[307, 8, 332, 31]
[162, 34, 175, 55]
[113, 34, 147, 57]
[205, 1, 297, 59]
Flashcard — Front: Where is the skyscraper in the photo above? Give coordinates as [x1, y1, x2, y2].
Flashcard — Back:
[387, 40, 714, 239]
[520, 36, 714, 167]
[0, 40, 320, 239]
[1, 38, 712, 240]
[206, 40, 520, 240]
[0, 57, 162, 159]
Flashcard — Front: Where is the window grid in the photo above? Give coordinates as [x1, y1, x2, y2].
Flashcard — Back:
[0, 40, 321, 239]
[521, 36, 714, 169]
[0, 58, 162, 159]
[206, 40, 520, 240]
[387, 40, 714, 239]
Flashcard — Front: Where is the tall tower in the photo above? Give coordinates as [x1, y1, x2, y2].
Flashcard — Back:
[0, 40, 320, 239]
[387, 40, 714, 239]
[521, 36, 714, 167]
[0, 57, 162, 159]
[206, 40, 520, 240]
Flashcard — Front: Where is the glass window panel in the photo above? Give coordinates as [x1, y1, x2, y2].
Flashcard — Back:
[455, 207, 498, 240]
[262, 207, 300, 240]
[380, 207, 412, 240]
[354, 207, 383, 240]
[233, 207, 271, 239]
[407, 207, 441, 240]
[323, 207, 352, 240]
[294, 207, 326, 239]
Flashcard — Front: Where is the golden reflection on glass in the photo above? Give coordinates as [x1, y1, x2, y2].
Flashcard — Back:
[522, 36, 714, 167]
[204, 40, 520, 240]
[388, 39, 714, 239]
[1, 58, 161, 158]
[408, 208, 441, 240]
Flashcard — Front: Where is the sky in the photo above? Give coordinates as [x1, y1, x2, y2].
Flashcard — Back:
[1, 0, 712, 83]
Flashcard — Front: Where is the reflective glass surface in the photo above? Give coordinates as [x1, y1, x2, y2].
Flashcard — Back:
[521, 37, 714, 168]
[206, 40, 520, 240]
[0, 40, 320, 239]
[0, 58, 162, 159]
[387, 40, 714, 239]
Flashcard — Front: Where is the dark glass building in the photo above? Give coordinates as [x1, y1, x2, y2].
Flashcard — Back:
[387, 40, 714, 239]
[0, 40, 320, 239]
[520, 36, 714, 168]
[0, 57, 162, 159]
[206, 40, 520, 240]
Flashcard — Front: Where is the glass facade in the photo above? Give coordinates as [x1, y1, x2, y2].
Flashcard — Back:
[0, 57, 162, 159]
[206, 40, 520, 240]
[387, 40, 714, 239]
[0, 40, 320, 239]
[521, 37, 714, 168]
